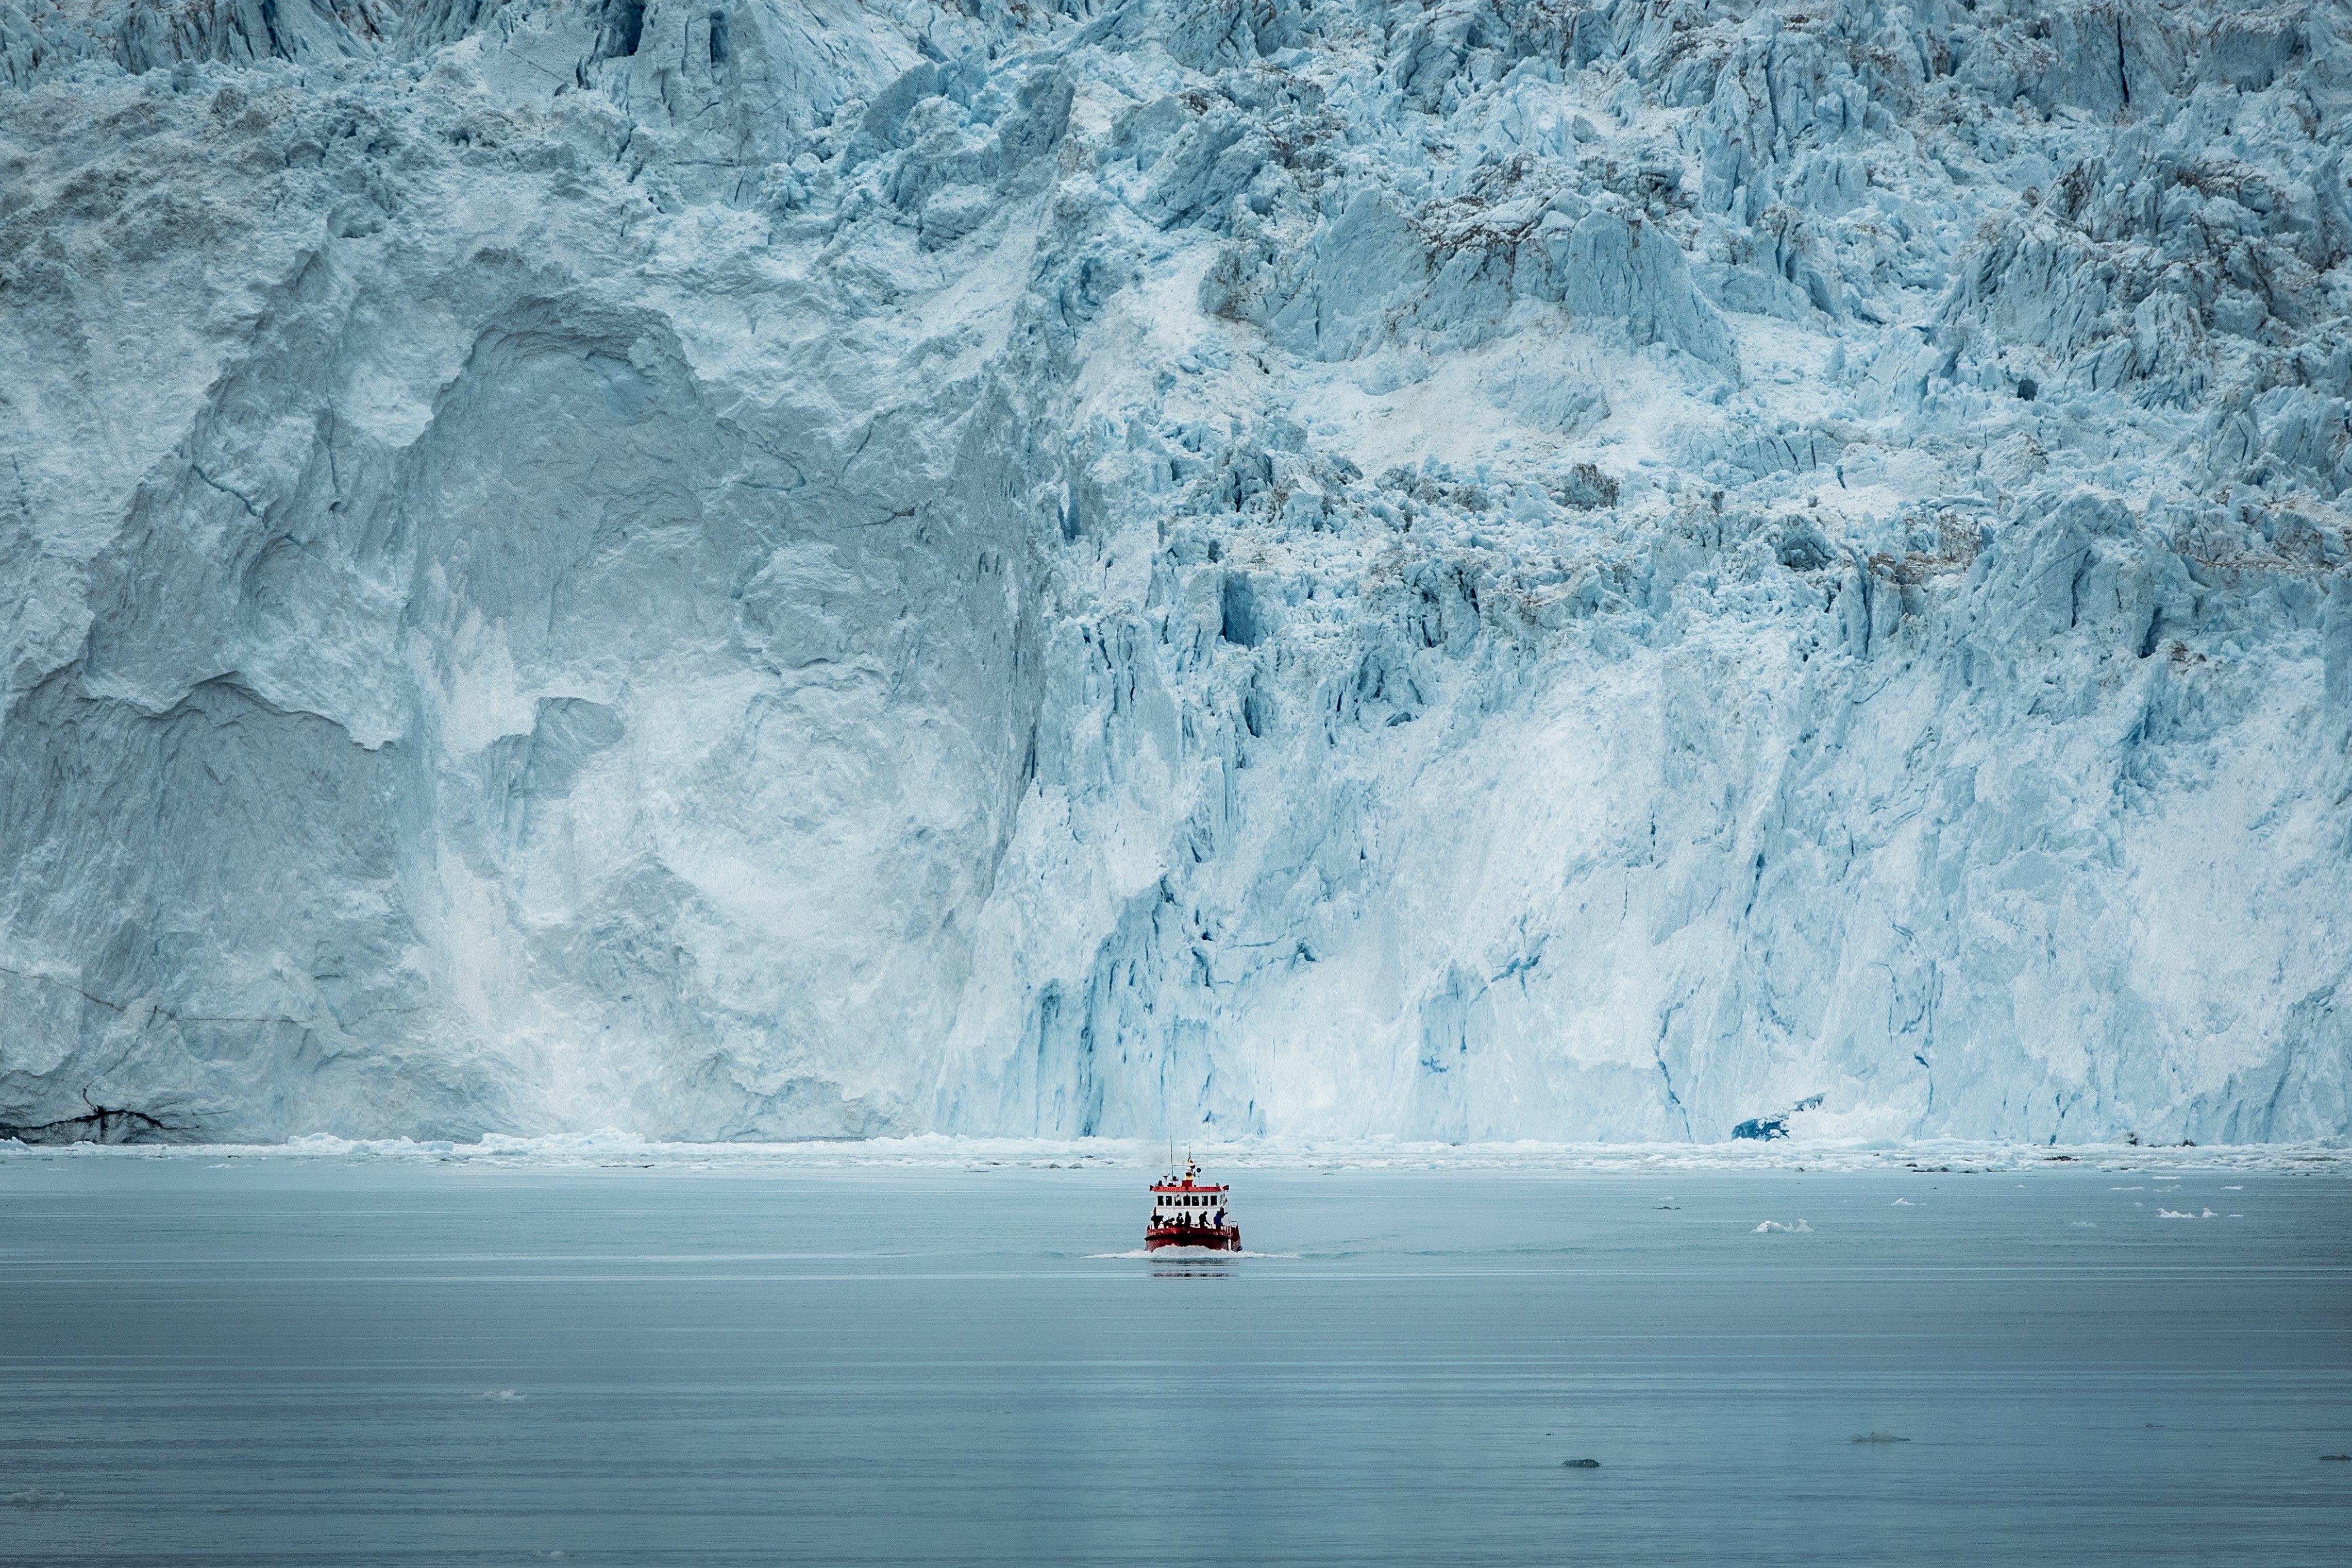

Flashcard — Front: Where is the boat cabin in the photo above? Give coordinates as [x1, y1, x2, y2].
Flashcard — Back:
[1150, 1160, 1229, 1228]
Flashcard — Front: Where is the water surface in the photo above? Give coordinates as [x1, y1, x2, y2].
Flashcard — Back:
[2, 1159, 2346, 1565]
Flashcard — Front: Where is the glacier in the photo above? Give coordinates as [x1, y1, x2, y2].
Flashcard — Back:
[0, 0, 2347, 1145]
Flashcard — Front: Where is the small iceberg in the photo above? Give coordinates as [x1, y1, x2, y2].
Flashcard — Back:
[1754, 1219, 1813, 1233]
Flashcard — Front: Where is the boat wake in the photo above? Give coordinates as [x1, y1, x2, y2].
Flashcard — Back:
[1088, 1247, 1299, 1260]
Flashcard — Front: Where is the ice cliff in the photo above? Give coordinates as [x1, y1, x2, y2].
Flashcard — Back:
[2, 0, 2348, 1144]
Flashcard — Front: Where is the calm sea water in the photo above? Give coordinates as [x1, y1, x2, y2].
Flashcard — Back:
[1, 1158, 2346, 1566]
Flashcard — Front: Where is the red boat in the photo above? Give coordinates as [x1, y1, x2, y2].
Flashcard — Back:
[1147, 1159, 1240, 1252]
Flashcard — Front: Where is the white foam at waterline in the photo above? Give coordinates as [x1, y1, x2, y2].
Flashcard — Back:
[1086, 1249, 1301, 1259]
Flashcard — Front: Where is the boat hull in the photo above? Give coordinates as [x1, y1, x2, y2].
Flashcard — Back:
[1145, 1225, 1241, 1252]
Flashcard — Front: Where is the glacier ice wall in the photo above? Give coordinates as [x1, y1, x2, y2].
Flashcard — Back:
[1, 0, 2347, 1143]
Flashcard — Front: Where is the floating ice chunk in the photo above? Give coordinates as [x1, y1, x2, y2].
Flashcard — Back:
[475, 1389, 527, 1401]
[3, 1489, 66, 1508]
[288, 1134, 362, 1155]
[2156, 1209, 2195, 1219]
[1753, 1219, 1812, 1233]
[2071, 1221, 2097, 1228]
[1891, 1198, 1913, 1206]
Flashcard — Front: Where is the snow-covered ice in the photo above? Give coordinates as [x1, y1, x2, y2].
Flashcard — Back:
[2, 1, 2348, 1145]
